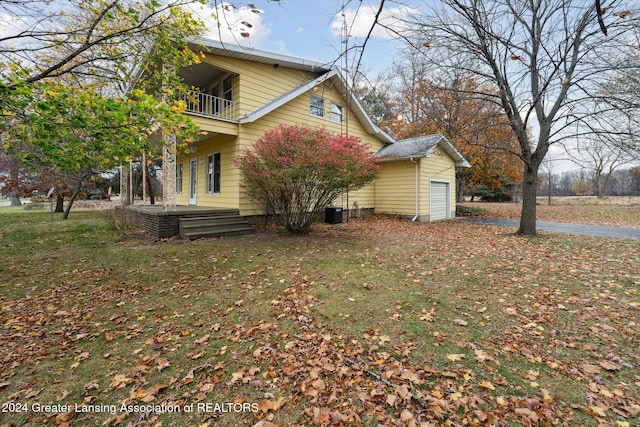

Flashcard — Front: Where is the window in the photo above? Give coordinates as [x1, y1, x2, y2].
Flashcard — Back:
[209, 75, 233, 114]
[330, 102, 343, 123]
[210, 83, 220, 114]
[310, 95, 325, 118]
[222, 76, 233, 106]
[206, 153, 221, 194]
[176, 162, 183, 194]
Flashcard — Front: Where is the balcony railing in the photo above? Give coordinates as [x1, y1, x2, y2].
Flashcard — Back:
[184, 90, 238, 122]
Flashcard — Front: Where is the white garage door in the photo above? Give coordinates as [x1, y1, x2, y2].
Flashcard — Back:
[430, 181, 449, 222]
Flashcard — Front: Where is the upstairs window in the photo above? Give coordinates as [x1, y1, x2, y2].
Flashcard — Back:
[310, 95, 325, 118]
[330, 102, 343, 123]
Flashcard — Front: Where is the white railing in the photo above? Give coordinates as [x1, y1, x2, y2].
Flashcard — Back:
[185, 90, 237, 121]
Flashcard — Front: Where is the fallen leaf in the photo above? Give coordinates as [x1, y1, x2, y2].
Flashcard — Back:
[109, 374, 132, 390]
[55, 408, 75, 424]
[156, 357, 170, 372]
[195, 335, 210, 345]
[453, 318, 468, 326]
[257, 399, 274, 413]
[598, 360, 621, 371]
[590, 405, 607, 417]
[447, 353, 466, 362]
[400, 409, 414, 421]
[479, 381, 495, 391]
[515, 407, 539, 421]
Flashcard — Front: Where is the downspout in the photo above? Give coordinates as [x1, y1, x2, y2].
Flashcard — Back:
[411, 158, 419, 221]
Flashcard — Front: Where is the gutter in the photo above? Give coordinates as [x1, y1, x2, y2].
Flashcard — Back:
[410, 157, 419, 221]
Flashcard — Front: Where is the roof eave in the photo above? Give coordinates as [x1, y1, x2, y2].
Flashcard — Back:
[190, 37, 332, 72]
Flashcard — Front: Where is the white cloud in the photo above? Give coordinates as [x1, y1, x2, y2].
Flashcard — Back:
[270, 40, 290, 55]
[0, 12, 29, 40]
[330, 5, 418, 40]
[187, 2, 272, 48]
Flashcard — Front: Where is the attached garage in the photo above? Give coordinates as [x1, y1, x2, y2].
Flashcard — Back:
[374, 134, 470, 222]
[429, 180, 450, 222]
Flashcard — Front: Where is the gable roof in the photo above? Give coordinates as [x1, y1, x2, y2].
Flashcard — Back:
[375, 134, 471, 167]
[193, 38, 395, 144]
[238, 69, 395, 144]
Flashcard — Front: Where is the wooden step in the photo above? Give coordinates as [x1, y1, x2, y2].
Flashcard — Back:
[179, 213, 253, 240]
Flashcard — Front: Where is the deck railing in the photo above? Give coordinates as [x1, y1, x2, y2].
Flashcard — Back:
[184, 91, 238, 121]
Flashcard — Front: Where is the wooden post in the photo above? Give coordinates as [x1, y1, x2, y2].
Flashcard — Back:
[162, 134, 177, 211]
[142, 152, 147, 205]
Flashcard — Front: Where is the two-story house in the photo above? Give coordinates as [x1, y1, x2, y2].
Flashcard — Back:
[127, 38, 469, 238]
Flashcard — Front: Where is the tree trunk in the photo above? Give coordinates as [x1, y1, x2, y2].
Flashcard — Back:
[55, 194, 64, 212]
[517, 163, 538, 236]
[62, 178, 85, 220]
[456, 176, 465, 203]
[9, 192, 21, 206]
[594, 169, 604, 199]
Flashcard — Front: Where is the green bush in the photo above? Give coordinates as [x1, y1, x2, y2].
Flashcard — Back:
[456, 205, 488, 216]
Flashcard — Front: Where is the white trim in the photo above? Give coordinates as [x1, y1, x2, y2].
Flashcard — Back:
[189, 157, 198, 205]
[175, 162, 183, 194]
[330, 102, 343, 123]
[429, 179, 450, 222]
[310, 94, 325, 118]
[193, 37, 331, 72]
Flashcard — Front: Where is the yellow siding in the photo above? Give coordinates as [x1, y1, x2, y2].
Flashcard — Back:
[176, 135, 239, 209]
[200, 55, 319, 116]
[420, 146, 457, 218]
[175, 158, 188, 206]
[176, 49, 464, 220]
[374, 146, 458, 220]
[374, 160, 419, 217]
[237, 81, 384, 215]
[189, 115, 238, 136]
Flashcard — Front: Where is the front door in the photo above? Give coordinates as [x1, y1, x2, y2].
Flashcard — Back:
[189, 157, 197, 205]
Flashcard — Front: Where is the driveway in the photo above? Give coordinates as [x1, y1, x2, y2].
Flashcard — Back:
[459, 217, 640, 240]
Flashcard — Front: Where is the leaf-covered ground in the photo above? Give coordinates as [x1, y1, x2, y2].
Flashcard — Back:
[460, 199, 640, 228]
[0, 210, 638, 426]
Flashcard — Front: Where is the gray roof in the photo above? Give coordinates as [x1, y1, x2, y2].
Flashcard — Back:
[375, 134, 471, 167]
[191, 38, 332, 72]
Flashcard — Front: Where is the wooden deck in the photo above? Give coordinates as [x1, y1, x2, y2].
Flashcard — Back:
[115, 205, 252, 239]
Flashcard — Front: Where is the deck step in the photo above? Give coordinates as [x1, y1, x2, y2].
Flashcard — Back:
[179, 212, 253, 239]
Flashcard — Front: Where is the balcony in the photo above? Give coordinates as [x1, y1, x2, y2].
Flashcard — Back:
[184, 90, 238, 122]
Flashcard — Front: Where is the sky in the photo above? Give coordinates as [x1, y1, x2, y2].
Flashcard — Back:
[188, 0, 421, 74]
[189, 0, 580, 171]
[3, 0, 624, 173]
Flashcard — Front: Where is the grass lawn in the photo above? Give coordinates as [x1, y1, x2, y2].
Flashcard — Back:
[1, 210, 638, 426]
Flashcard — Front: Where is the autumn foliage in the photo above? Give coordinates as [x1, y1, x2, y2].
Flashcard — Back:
[235, 125, 380, 234]
[380, 74, 522, 200]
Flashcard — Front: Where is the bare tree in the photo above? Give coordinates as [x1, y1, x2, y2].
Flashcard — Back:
[540, 157, 554, 206]
[564, 137, 636, 198]
[384, 0, 639, 235]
